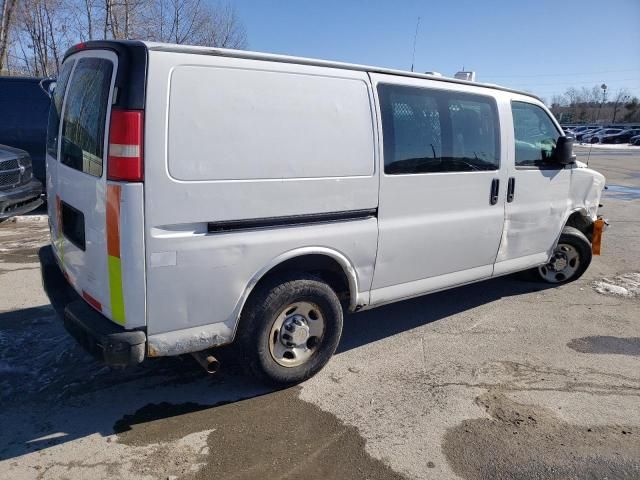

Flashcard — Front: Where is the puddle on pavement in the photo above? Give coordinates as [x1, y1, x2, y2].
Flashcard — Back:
[115, 387, 406, 480]
[443, 392, 640, 480]
[568, 336, 640, 356]
[604, 184, 640, 200]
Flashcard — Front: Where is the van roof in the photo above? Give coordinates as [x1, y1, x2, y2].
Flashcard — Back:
[64, 40, 542, 102]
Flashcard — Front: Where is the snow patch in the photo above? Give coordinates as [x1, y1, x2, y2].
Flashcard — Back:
[574, 143, 640, 150]
[4, 215, 49, 223]
[594, 273, 640, 298]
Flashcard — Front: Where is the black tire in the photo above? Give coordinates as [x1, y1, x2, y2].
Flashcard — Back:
[533, 226, 592, 284]
[236, 273, 343, 385]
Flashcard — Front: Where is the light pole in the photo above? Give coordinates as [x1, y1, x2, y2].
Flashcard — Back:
[596, 83, 607, 123]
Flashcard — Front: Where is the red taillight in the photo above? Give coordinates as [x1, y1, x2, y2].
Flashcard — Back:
[108, 109, 144, 182]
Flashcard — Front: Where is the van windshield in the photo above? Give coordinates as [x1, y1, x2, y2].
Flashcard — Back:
[60, 57, 113, 177]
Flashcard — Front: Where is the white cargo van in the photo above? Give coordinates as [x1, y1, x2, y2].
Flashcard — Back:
[40, 40, 606, 384]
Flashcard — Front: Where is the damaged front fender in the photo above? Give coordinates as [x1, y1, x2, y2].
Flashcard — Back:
[569, 164, 606, 221]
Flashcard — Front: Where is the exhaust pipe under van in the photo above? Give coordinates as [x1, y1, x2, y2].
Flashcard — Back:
[191, 351, 220, 374]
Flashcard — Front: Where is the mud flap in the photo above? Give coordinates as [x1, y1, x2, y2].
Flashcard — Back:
[592, 217, 606, 256]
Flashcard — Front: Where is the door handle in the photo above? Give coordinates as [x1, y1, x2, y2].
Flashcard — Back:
[490, 178, 500, 205]
[507, 177, 516, 203]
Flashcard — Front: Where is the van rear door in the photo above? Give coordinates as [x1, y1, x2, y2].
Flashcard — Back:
[46, 45, 147, 329]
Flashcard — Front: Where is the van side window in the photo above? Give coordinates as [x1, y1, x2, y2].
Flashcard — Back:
[46, 60, 75, 158]
[60, 58, 113, 177]
[511, 101, 561, 168]
[378, 84, 500, 174]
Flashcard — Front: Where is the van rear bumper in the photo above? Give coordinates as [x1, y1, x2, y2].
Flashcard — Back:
[38, 245, 146, 367]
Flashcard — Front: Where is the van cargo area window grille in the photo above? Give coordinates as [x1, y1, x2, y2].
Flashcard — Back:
[61, 201, 86, 251]
[207, 209, 378, 233]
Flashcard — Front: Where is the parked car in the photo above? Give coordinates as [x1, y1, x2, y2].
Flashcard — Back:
[0, 144, 43, 221]
[600, 129, 640, 144]
[0, 76, 54, 185]
[584, 128, 623, 143]
[575, 127, 604, 141]
[39, 40, 607, 385]
[564, 125, 586, 136]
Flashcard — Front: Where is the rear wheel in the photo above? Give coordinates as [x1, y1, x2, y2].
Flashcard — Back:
[237, 274, 343, 385]
[535, 226, 592, 284]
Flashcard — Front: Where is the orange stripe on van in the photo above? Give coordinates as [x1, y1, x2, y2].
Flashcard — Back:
[106, 185, 121, 258]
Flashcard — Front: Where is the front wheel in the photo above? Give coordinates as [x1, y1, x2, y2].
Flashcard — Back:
[237, 274, 343, 385]
[535, 226, 592, 284]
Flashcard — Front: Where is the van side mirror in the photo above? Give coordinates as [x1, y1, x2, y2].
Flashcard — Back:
[39, 78, 55, 99]
[554, 136, 576, 165]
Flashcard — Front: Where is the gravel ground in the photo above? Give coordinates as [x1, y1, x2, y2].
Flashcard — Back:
[0, 147, 638, 479]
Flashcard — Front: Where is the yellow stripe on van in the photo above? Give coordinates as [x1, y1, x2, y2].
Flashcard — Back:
[108, 255, 125, 325]
[106, 184, 126, 326]
[56, 195, 64, 265]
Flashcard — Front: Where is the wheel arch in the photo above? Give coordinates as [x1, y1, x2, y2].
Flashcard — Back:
[230, 247, 364, 340]
[563, 207, 594, 241]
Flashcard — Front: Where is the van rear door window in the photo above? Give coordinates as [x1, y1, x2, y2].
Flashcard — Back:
[378, 84, 500, 174]
[46, 60, 74, 158]
[60, 58, 113, 177]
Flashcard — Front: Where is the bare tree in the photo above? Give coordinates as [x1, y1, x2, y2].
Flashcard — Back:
[103, 0, 147, 39]
[549, 94, 565, 115]
[5, 0, 247, 75]
[15, 0, 69, 76]
[146, 0, 246, 48]
[200, 1, 246, 48]
[550, 85, 640, 124]
[68, 0, 100, 41]
[611, 88, 631, 122]
[623, 97, 639, 122]
[0, 0, 19, 72]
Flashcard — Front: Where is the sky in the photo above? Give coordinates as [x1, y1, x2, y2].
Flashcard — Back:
[233, 0, 640, 102]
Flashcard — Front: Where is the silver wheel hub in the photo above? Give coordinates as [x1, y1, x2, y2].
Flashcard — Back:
[538, 243, 580, 283]
[549, 254, 568, 272]
[269, 301, 325, 368]
[281, 315, 310, 347]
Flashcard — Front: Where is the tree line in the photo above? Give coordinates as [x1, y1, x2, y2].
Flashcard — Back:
[548, 85, 640, 124]
[0, 0, 247, 77]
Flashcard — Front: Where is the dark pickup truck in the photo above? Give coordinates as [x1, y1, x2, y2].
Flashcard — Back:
[0, 76, 53, 185]
[0, 144, 43, 220]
